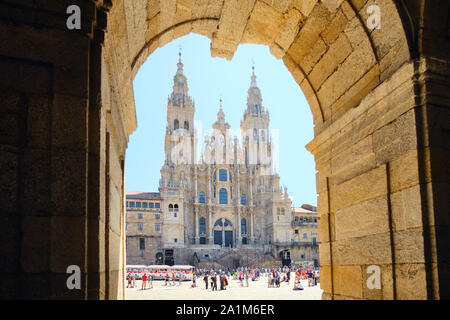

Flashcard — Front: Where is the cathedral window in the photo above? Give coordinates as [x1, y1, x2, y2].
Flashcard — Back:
[241, 194, 246, 205]
[174, 119, 179, 130]
[253, 129, 258, 141]
[255, 104, 259, 113]
[199, 218, 206, 234]
[184, 121, 189, 130]
[224, 219, 232, 227]
[199, 192, 205, 203]
[214, 219, 222, 227]
[261, 130, 265, 141]
[219, 188, 228, 204]
[219, 169, 227, 181]
[213, 171, 216, 182]
[169, 204, 173, 212]
[229, 172, 232, 182]
[174, 204, 179, 211]
[241, 219, 247, 234]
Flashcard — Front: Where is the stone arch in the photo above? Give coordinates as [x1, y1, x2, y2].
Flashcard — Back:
[2, 0, 450, 301]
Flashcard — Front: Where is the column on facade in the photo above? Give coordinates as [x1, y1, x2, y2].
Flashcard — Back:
[208, 207, 213, 244]
[208, 167, 212, 204]
[194, 206, 199, 244]
[194, 168, 198, 202]
[250, 208, 254, 243]
[236, 170, 240, 205]
[237, 207, 242, 246]
[221, 218, 225, 247]
[249, 177, 253, 205]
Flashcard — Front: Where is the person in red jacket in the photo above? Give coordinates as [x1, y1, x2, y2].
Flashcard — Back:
[141, 273, 147, 290]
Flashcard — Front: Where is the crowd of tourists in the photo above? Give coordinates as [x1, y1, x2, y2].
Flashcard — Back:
[126, 265, 320, 292]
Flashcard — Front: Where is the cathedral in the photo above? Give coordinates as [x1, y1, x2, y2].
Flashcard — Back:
[125, 53, 319, 268]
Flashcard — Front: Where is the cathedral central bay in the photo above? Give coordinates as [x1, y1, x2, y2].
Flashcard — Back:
[126, 55, 319, 268]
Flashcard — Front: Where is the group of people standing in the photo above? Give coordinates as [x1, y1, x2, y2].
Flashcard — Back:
[126, 265, 320, 292]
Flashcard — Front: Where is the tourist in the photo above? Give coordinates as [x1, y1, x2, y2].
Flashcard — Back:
[192, 274, 197, 288]
[132, 274, 136, 288]
[245, 272, 249, 287]
[148, 274, 153, 289]
[203, 273, 209, 290]
[141, 273, 147, 290]
[212, 273, 218, 291]
[127, 273, 132, 288]
[165, 272, 169, 286]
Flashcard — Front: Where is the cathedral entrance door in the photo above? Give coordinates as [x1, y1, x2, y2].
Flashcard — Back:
[214, 230, 222, 245]
[225, 231, 233, 248]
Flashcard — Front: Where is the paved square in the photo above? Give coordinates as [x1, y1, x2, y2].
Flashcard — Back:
[125, 276, 323, 300]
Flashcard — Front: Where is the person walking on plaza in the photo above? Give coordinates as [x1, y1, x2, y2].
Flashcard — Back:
[212, 274, 218, 291]
[127, 273, 132, 288]
[132, 274, 136, 288]
[192, 274, 197, 288]
[148, 274, 153, 289]
[165, 273, 169, 286]
[141, 273, 147, 290]
[203, 273, 209, 290]
[245, 273, 249, 287]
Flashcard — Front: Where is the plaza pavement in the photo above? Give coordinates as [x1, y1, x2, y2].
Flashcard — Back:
[125, 276, 323, 300]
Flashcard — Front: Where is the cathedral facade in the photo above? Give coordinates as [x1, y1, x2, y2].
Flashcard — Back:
[126, 54, 319, 268]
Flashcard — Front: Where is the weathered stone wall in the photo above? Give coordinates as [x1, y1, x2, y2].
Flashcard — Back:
[0, 0, 449, 299]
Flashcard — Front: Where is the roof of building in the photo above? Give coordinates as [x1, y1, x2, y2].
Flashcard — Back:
[292, 205, 317, 214]
[126, 191, 162, 200]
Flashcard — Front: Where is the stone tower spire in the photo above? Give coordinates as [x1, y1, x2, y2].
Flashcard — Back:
[213, 98, 230, 136]
[168, 50, 194, 108]
[243, 64, 269, 120]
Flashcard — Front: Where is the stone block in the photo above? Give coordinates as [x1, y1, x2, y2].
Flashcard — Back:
[393, 228, 426, 264]
[333, 265, 363, 298]
[50, 149, 88, 216]
[21, 216, 50, 273]
[388, 149, 420, 193]
[373, 109, 418, 164]
[241, 1, 283, 45]
[287, 3, 332, 63]
[335, 195, 389, 241]
[321, 7, 348, 45]
[331, 165, 387, 212]
[390, 184, 423, 231]
[395, 263, 428, 299]
[333, 232, 392, 265]
[299, 37, 327, 75]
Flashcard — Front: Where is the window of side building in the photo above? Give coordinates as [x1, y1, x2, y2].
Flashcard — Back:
[155, 214, 160, 220]
[138, 223, 143, 231]
[138, 214, 143, 219]
[155, 224, 160, 231]
[155, 203, 160, 209]
[139, 238, 145, 250]
[136, 202, 141, 208]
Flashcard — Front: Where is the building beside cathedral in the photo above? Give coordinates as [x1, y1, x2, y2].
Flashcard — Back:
[125, 54, 319, 269]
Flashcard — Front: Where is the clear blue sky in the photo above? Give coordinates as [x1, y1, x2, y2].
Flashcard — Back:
[126, 33, 317, 207]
